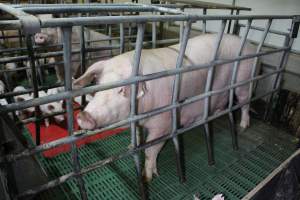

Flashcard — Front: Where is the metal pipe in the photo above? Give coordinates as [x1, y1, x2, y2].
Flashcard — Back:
[0, 46, 289, 112]
[129, 23, 147, 200]
[202, 19, 226, 165]
[170, 20, 191, 183]
[26, 35, 42, 145]
[228, 19, 251, 150]
[61, 27, 88, 200]
[120, 12, 125, 53]
[202, 8, 207, 33]
[238, 23, 289, 36]
[263, 19, 295, 121]
[248, 19, 272, 103]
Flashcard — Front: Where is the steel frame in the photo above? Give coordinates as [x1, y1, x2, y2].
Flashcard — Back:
[0, 2, 299, 200]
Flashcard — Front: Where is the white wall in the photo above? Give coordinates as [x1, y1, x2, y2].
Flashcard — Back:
[185, 0, 300, 51]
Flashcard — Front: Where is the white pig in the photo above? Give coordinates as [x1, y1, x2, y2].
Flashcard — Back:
[13, 86, 35, 119]
[73, 34, 256, 182]
[34, 14, 112, 82]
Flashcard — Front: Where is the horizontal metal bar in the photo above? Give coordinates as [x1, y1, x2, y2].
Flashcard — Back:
[161, 0, 251, 11]
[39, 15, 296, 28]
[0, 46, 288, 113]
[0, 15, 297, 32]
[1, 66, 283, 164]
[15, 86, 278, 198]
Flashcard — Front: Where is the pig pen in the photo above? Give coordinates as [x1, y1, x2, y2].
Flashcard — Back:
[0, 2, 300, 200]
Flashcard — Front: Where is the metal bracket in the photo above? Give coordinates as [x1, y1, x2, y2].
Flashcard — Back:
[291, 15, 300, 38]
[0, 3, 40, 35]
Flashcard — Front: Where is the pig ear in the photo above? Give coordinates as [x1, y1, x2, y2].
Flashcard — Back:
[118, 82, 147, 99]
[73, 62, 104, 89]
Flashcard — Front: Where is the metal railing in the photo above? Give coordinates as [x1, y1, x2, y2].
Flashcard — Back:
[0, 3, 299, 200]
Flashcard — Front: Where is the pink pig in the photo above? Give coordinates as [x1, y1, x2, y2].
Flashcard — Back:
[73, 34, 256, 182]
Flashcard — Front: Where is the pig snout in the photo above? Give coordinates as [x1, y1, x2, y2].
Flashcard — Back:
[54, 114, 65, 123]
[77, 111, 96, 130]
[34, 33, 47, 45]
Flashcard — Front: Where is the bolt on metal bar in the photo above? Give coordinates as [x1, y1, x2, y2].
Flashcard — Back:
[202, 19, 226, 165]
[248, 19, 272, 103]
[15, 86, 279, 198]
[264, 19, 295, 121]
[1, 67, 285, 165]
[61, 26, 88, 200]
[0, 46, 289, 114]
[25, 35, 42, 146]
[129, 23, 147, 200]
[170, 20, 191, 183]
[227, 19, 251, 150]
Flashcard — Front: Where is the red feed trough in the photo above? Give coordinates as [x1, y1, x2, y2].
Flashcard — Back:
[26, 105, 126, 158]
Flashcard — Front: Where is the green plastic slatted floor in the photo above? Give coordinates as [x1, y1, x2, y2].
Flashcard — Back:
[23, 118, 297, 200]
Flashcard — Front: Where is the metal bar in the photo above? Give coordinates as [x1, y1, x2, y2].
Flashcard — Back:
[202, 8, 207, 33]
[227, 19, 251, 150]
[170, 20, 191, 183]
[129, 23, 147, 200]
[120, 12, 125, 53]
[25, 35, 41, 146]
[15, 87, 279, 198]
[80, 25, 87, 107]
[152, 20, 157, 48]
[248, 19, 272, 103]
[233, 10, 240, 35]
[238, 23, 289, 36]
[263, 19, 295, 121]
[1, 67, 284, 164]
[0, 3, 40, 35]
[0, 46, 289, 112]
[61, 27, 88, 200]
[202, 19, 226, 165]
[0, 15, 297, 32]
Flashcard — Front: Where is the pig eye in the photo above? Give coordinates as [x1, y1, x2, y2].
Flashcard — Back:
[47, 104, 55, 111]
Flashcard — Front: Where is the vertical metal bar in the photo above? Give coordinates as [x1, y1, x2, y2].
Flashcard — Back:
[170, 20, 192, 183]
[120, 12, 125, 54]
[130, 24, 147, 200]
[228, 19, 251, 150]
[108, 13, 113, 56]
[227, 9, 234, 34]
[179, 8, 184, 43]
[152, 17, 157, 49]
[264, 20, 295, 121]
[248, 19, 272, 102]
[203, 20, 226, 165]
[203, 8, 207, 33]
[26, 35, 41, 146]
[233, 10, 240, 35]
[80, 25, 86, 106]
[61, 27, 88, 200]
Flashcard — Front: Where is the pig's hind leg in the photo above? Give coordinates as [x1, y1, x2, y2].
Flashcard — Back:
[144, 127, 168, 182]
[235, 85, 250, 129]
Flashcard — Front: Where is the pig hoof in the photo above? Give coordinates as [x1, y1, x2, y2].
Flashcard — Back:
[239, 120, 249, 130]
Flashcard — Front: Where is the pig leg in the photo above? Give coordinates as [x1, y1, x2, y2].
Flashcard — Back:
[235, 85, 250, 129]
[144, 129, 166, 182]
